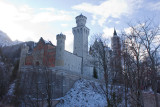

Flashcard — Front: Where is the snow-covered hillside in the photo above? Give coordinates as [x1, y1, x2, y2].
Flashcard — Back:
[56, 79, 128, 107]
[57, 79, 107, 107]
[0, 30, 21, 47]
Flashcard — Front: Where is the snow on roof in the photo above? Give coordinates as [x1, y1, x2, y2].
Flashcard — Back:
[39, 37, 52, 45]
[44, 39, 51, 44]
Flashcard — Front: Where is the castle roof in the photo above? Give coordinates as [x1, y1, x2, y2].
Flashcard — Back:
[57, 32, 65, 37]
[113, 28, 117, 36]
[75, 13, 87, 19]
[39, 37, 53, 46]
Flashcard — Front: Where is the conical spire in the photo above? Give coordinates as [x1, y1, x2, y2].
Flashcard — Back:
[113, 28, 117, 36]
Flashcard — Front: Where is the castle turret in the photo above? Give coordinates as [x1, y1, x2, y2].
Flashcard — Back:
[19, 44, 29, 71]
[55, 33, 66, 66]
[111, 29, 122, 83]
[72, 14, 89, 64]
[111, 29, 121, 57]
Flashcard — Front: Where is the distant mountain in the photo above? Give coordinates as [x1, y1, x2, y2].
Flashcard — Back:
[0, 30, 22, 47]
[0, 30, 35, 63]
[1, 41, 35, 63]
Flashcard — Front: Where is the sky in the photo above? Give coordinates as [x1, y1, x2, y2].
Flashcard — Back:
[0, 0, 160, 52]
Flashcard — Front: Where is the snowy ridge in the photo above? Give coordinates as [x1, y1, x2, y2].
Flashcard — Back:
[0, 30, 21, 47]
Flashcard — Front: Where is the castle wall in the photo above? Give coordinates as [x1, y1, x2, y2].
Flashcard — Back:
[64, 51, 82, 74]
[43, 45, 56, 67]
[19, 66, 80, 100]
[83, 66, 93, 77]
[25, 55, 33, 65]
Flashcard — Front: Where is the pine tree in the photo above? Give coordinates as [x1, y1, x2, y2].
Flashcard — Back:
[10, 60, 19, 82]
[93, 67, 98, 79]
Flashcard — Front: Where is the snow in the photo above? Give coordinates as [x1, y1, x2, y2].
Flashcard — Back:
[12, 40, 22, 45]
[44, 40, 51, 44]
[0, 30, 21, 47]
[7, 82, 15, 96]
[0, 30, 12, 47]
[56, 79, 130, 107]
[56, 79, 107, 107]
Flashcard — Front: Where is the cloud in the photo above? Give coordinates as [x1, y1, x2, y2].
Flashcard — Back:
[115, 21, 120, 24]
[31, 12, 72, 23]
[103, 27, 114, 38]
[91, 15, 97, 25]
[0, 0, 75, 42]
[148, 2, 160, 11]
[103, 27, 120, 38]
[124, 27, 132, 34]
[63, 31, 74, 52]
[73, 0, 143, 26]
[31, 9, 73, 23]
[61, 24, 68, 27]
[124, 23, 145, 35]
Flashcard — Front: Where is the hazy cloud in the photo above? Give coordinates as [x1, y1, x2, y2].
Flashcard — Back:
[73, 0, 143, 26]
[0, 0, 75, 42]
[103, 27, 114, 38]
[148, 1, 160, 11]
[63, 31, 74, 52]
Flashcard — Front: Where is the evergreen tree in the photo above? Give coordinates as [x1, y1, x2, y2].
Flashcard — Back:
[93, 67, 98, 79]
[10, 60, 19, 82]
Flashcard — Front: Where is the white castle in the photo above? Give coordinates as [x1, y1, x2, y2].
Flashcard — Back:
[18, 14, 121, 99]
[55, 14, 95, 77]
[19, 14, 121, 80]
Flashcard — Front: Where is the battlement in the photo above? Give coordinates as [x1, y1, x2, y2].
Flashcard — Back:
[56, 33, 66, 40]
[76, 14, 87, 27]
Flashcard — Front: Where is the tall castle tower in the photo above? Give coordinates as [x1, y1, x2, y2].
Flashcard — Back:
[111, 29, 122, 82]
[55, 33, 66, 66]
[72, 14, 90, 63]
[111, 29, 121, 57]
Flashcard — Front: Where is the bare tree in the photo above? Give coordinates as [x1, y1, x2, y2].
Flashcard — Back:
[126, 20, 160, 107]
[122, 30, 145, 107]
[14, 66, 55, 107]
[90, 34, 123, 106]
[122, 19, 160, 107]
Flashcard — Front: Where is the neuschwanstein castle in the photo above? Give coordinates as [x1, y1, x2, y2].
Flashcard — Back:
[19, 14, 121, 79]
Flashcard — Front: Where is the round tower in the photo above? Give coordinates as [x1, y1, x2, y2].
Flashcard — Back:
[55, 33, 66, 66]
[72, 14, 89, 62]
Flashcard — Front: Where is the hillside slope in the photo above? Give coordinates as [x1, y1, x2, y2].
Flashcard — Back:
[56, 79, 107, 107]
[0, 30, 21, 47]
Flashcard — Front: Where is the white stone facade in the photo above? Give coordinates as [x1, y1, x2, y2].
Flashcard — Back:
[63, 51, 82, 74]
[19, 14, 95, 78]
[55, 14, 94, 78]
[55, 33, 66, 66]
[72, 14, 90, 65]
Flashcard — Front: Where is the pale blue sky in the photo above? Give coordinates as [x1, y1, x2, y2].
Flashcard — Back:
[0, 0, 160, 52]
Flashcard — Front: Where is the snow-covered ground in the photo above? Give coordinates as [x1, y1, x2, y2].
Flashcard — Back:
[56, 78, 130, 107]
[56, 79, 107, 107]
[7, 82, 16, 96]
